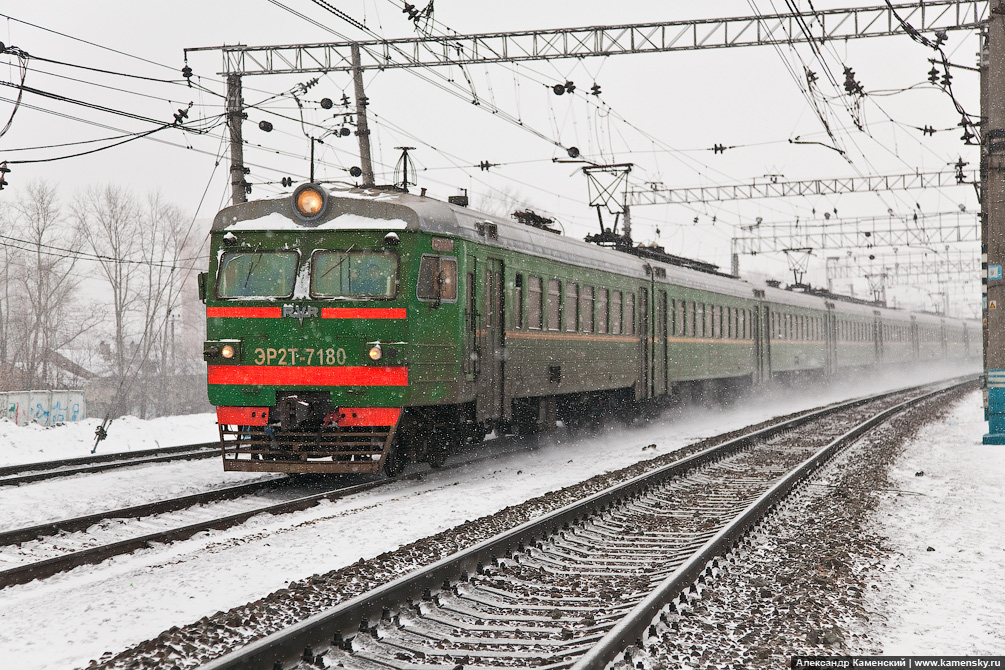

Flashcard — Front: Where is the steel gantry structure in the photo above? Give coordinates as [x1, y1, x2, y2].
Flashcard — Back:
[628, 170, 979, 206]
[824, 249, 980, 283]
[731, 211, 980, 255]
[206, 1, 985, 75]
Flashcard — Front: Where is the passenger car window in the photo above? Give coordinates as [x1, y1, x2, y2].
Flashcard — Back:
[217, 251, 298, 298]
[581, 286, 594, 333]
[528, 276, 543, 329]
[565, 283, 579, 332]
[597, 288, 609, 334]
[547, 279, 561, 331]
[313, 250, 398, 298]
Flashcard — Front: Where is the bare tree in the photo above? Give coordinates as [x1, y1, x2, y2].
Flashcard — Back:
[75, 185, 141, 395]
[0, 180, 98, 389]
[138, 193, 191, 417]
[74, 186, 196, 418]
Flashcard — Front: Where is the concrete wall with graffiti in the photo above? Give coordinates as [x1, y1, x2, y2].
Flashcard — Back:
[1, 391, 86, 426]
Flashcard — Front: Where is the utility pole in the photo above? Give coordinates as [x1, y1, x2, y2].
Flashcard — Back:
[226, 74, 247, 205]
[351, 43, 376, 188]
[984, 2, 1005, 443]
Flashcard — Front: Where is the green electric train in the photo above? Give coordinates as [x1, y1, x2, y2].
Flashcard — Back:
[200, 183, 977, 475]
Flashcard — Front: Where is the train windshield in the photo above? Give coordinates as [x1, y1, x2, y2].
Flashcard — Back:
[311, 250, 398, 298]
[216, 251, 299, 298]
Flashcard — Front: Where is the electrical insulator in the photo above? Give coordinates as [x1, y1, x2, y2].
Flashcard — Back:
[590, 83, 601, 96]
[320, 97, 333, 110]
[479, 160, 492, 171]
[941, 71, 953, 87]
[281, 177, 294, 187]
[712, 144, 726, 154]
[842, 66, 858, 95]
[173, 107, 189, 125]
[552, 84, 565, 96]
[928, 66, 940, 84]
[0, 161, 10, 190]
[259, 120, 274, 132]
[181, 65, 193, 80]
[564, 80, 576, 94]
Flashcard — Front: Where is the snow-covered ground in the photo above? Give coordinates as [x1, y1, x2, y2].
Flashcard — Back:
[0, 363, 986, 669]
[0, 412, 220, 467]
[862, 390, 1005, 653]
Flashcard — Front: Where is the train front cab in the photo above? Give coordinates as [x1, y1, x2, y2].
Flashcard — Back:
[202, 187, 453, 475]
[204, 230, 412, 474]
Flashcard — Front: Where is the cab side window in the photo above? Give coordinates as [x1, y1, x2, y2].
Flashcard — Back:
[417, 255, 458, 302]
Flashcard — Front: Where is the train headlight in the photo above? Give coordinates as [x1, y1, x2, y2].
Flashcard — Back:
[368, 344, 383, 361]
[292, 183, 327, 221]
[204, 340, 241, 362]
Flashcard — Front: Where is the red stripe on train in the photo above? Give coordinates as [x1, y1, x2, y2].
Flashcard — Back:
[216, 406, 270, 426]
[207, 306, 282, 318]
[207, 365, 408, 386]
[321, 307, 406, 319]
[333, 407, 402, 427]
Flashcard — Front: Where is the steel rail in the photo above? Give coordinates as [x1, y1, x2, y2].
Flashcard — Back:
[570, 381, 963, 670]
[195, 380, 968, 670]
[0, 477, 285, 547]
[0, 442, 220, 487]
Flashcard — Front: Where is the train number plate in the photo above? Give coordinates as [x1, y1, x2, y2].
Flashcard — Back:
[252, 347, 347, 366]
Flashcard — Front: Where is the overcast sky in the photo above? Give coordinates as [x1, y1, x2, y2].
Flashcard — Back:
[0, 1, 985, 316]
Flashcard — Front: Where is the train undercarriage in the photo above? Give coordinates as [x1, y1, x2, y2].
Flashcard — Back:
[219, 377, 758, 476]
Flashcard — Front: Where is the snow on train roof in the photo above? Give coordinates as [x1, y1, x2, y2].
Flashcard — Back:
[224, 211, 408, 231]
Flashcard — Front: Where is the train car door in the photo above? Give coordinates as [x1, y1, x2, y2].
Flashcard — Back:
[464, 262, 478, 380]
[654, 290, 667, 397]
[639, 288, 650, 400]
[661, 291, 670, 397]
[751, 292, 770, 384]
[475, 259, 505, 423]
[825, 304, 837, 374]
[756, 303, 772, 383]
[910, 316, 919, 360]
[873, 311, 883, 364]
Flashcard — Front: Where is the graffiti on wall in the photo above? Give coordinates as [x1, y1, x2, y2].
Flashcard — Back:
[1, 391, 86, 426]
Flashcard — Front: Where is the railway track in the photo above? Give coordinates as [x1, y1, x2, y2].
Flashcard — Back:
[0, 441, 220, 487]
[189, 379, 967, 670]
[0, 476, 393, 589]
[0, 425, 595, 589]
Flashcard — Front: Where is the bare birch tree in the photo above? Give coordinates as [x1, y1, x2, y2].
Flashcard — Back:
[1, 180, 98, 389]
[74, 186, 195, 417]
